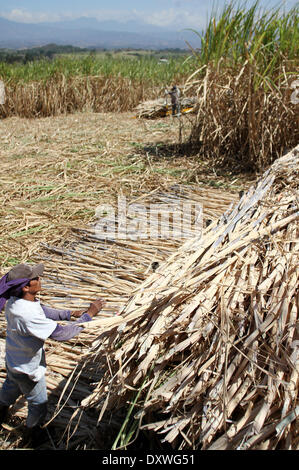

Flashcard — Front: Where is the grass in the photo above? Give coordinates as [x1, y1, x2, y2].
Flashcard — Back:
[0, 50, 196, 118]
[191, 0, 298, 72]
[0, 53, 193, 86]
[187, 0, 299, 171]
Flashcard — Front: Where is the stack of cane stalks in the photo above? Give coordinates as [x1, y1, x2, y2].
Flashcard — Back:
[74, 146, 298, 450]
[135, 96, 197, 119]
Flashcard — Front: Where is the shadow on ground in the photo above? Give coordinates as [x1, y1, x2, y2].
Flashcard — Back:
[140, 141, 201, 160]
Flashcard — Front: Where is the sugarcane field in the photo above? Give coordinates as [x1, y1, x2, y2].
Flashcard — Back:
[0, 0, 298, 454]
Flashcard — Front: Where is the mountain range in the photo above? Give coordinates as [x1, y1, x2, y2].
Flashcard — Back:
[0, 16, 201, 50]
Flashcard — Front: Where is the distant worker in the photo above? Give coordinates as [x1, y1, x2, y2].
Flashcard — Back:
[0, 80, 5, 105]
[168, 85, 181, 116]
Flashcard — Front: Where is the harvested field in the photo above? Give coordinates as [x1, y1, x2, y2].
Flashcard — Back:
[0, 111, 248, 269]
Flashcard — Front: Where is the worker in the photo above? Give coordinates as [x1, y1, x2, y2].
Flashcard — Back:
[168, 85, 181, 116]
[0, 79, 5, 105]
[0, 263, 105, 446]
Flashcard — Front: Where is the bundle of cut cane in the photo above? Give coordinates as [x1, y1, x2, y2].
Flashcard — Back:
[72, 146, 298, 450]
[135, 96, 197, 119]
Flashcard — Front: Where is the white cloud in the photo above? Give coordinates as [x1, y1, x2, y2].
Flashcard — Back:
[141, 9, 206, 29]
[89, 9, 139, 24]
[1, 9, 65, 23]
[0, 6, 207, 30]
[91, 7, 207, 30]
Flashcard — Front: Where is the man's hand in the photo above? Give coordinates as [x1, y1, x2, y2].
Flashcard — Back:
[70, 298, 106, 319]
[86, 298, 106, 318]
[70, 309, 86, 318]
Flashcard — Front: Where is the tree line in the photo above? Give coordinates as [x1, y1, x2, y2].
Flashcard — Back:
[0, 44, 89, 64]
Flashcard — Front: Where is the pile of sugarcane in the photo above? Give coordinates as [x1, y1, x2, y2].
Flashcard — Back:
[73, 146, 298, 450]
[135, 96, 197, 119]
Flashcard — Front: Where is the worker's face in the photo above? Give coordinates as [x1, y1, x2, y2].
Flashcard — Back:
[23, 276, 41, 296]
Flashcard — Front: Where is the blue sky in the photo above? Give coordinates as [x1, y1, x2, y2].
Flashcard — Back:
[0, 1, 297, 29]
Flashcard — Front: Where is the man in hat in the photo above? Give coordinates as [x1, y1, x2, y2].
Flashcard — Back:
[0, 263, 105, 445]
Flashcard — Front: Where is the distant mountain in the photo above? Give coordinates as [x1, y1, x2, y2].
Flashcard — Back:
[0, 17, 201, 50]
[40, 17, 178, 34]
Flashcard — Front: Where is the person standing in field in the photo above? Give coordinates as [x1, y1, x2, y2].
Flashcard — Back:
[0, 79, 5, 105]
[0, 263, 105, 446]
[168, 85, 181, 116]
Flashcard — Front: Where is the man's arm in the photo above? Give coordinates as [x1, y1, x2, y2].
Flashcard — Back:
[48, 298, 106, 342]
[42, 298, 105, 321]
[41, 305, 71, 321]
[49, 312, 92, 341]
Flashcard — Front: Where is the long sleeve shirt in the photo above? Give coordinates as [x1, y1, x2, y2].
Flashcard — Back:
[4, 297, 92, 381]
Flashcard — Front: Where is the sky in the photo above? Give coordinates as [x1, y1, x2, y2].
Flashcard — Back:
[0, 0, 297, 29]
